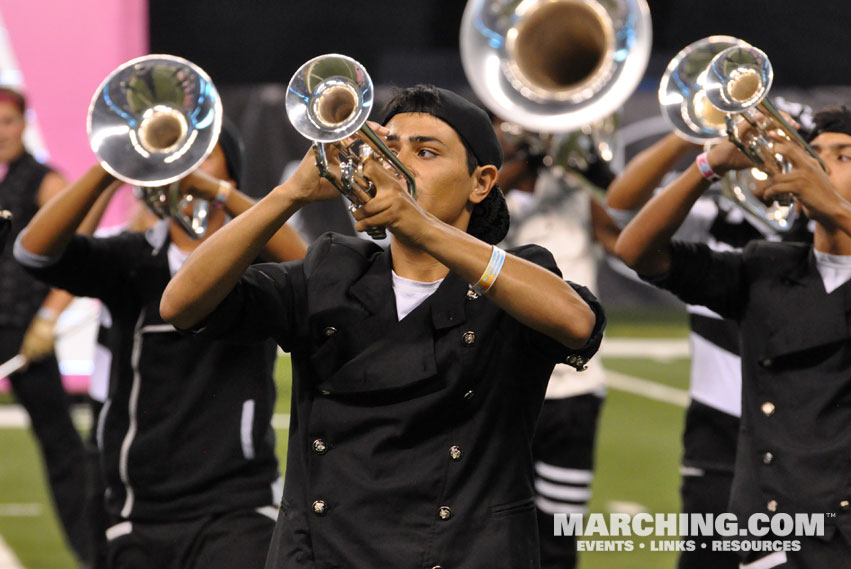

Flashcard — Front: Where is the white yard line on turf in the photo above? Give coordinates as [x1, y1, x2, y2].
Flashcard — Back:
[605, 370, 689, 407]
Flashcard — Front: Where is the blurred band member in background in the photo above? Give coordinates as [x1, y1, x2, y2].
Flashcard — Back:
[0, 86, 93, 567]
[15, 118, 306, 569]
[496, 116, 618, 569]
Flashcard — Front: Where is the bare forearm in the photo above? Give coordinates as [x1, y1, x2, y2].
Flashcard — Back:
[615, 163, 710, 276]
[607, 133, 697, 210]
[77, 180, 122, 235]
[418, 221, 596, 349]
[160, 187, 302, 328]
[20, 165, 115, 256]
[221, 188, 307, 261]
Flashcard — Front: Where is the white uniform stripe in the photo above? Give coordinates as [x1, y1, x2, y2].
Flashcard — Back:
[96, 398, 111, 450]
[0, 532, 25, 569]
[120, 316, 176, 518]
[105, 521, 133, 542]
[534, 461, 594, 484]
[255, 506, 279, 521]
[241, 400, 256, 460]
[739, 551, 788, 569]
[535, 496, 588, 516]
[535, 478, 592, 502]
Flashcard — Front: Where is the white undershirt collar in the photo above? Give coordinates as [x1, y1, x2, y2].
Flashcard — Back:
[391, 270, 443, 321]
[814, 250, 851, 293]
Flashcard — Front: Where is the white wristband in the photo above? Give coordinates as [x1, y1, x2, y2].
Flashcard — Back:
[472, 246, 506, 295]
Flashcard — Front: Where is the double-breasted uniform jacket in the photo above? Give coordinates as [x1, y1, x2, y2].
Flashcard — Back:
[200, 233, 605, 569]
[18, 224, 282, 522]
[648, 240, 851, 542]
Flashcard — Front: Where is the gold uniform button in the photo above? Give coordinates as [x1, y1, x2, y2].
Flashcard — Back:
[462, 331, 476, 345]
[841, 500, 850, 511]
[761, 402, 775, 416]
[762, 452, 774, 465]
[312, 500, 327, 516]
[438, 506, 453, 520]
[449, 446, 463, 461]
[767, 499, 778, 512]
[323, 326, 338, 337]
[313, 439, 328, 454]
[463, 390, 475, 400]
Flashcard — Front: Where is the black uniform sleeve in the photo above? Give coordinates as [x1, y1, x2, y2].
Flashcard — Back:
[193, 259, 306, 351]
[20, 232, 147, 306]
[642, 240, 748, 320]
[509, 244, 606, 370]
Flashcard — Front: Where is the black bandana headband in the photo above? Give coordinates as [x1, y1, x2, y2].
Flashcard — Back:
[381, 87, 503, 169]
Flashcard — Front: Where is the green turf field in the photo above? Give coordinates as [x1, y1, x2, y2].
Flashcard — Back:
[0, 310, 693, 569]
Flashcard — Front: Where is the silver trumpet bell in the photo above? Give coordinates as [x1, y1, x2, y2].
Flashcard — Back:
[460, 0, 652, 133]
[705, 45, 829, 232]
[285, 53, 416, 241]
[87, 54, 222, 238]
[658, 40, 803, 233]
[659, 36, 750, 144]
[703, 45, 826, 178]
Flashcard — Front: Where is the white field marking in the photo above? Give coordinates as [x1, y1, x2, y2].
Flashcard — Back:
[600, 337, 690, 361]
[605, 370, 690, 408]
[0, 504, 42, 517]
[0, 405, 292, 431]
[605, 500, 652, 516]
[0, 532, 25, 569]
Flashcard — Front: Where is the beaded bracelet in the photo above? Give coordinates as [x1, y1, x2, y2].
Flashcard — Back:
[472, 246, 506, 295]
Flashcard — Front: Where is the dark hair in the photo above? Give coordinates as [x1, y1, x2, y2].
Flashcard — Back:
[805, 106, 851, 142]
[381, 85, 509, 244]
[217, 116, 244, 188]
[0, 87, 26, 115]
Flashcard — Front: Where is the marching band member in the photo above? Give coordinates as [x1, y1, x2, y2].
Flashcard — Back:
[15, 118, 306, 569]
[615, 107, 851, 568]
[161, 85, 605, 569]
[0, 86, 93, 566]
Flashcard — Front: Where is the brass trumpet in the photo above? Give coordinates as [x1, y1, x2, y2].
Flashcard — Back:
[285, 53, 416, 240]
[658, 39, 808, 233]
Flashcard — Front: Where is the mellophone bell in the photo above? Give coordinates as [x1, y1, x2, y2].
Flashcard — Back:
[87, 54, 223, 239]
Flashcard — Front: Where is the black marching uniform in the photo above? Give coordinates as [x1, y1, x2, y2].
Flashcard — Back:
[0, 151, 92, 564]
[197, 233, 605, 569]
[16, 220, 282, 569]
[646, 239, 851, 568]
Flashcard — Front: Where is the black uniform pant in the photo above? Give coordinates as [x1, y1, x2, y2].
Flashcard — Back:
[532, 393, 604, 569]
[106, 509, 276, 569]
[678, 468, 739, 569]
[1, 328, 91, 564]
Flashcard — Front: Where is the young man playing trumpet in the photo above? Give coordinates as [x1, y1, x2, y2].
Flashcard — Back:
[615, 107, 851, 568]
[15, 119, 306, 569]
[160, 85, 605, 569]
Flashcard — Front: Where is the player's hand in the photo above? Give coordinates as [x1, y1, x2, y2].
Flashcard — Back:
[19, 314, 57, 363]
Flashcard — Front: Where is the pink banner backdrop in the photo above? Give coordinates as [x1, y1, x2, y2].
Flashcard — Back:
[0, 0, 147, 392]
[0, 0, 147, 224]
